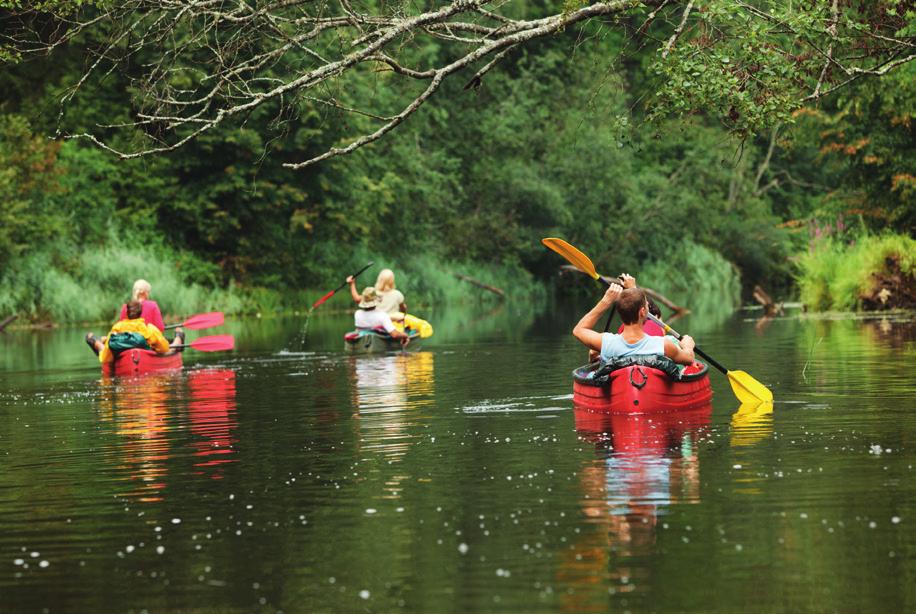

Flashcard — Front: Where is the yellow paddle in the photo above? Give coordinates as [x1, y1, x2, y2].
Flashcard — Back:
[542, 237, 774, 406]
[541, 238, 621, 331]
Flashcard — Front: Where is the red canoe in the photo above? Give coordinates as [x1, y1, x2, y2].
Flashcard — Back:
[573, 360, 712, 414]
[102, 349, 183, 377]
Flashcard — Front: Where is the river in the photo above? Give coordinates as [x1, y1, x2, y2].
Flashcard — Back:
[0, 303, 913, 611]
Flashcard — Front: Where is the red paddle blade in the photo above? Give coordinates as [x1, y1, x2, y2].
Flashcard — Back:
[311, 290, 335, 309]
[182, 312, 224, 330]
[189, 334, 235, 352]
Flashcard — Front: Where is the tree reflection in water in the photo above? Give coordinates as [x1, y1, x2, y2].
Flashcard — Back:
[559, 407, 711, 609]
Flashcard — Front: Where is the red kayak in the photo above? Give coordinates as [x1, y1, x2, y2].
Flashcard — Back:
[102, 349, 183, 377]
[573, 360, 712, 414]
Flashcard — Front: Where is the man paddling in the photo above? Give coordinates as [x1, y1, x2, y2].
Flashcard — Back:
[616, 273, 665, 336]
[573, 284, 696, 365]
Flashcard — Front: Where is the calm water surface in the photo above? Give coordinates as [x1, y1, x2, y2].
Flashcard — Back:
[0, 305, 913, 612]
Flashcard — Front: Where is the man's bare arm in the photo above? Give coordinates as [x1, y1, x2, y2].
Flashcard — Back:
[573, 284, 622, 352]
[664, 336, 696, 365]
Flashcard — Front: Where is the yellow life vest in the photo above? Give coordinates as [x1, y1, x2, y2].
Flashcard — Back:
[99, 318, 171, 363]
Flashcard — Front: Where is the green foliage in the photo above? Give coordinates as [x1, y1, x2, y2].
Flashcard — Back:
[796, 233, 916, 311]
[789, 69, 915, 231]
[0, 1, 90, 9]
[385, 253, 544, 308]
[0, 114, 64, 270]
[0, 237, 251, 323]
[646, 0, 913, 137]
[640, 240, 743, 315]
[0, 2, 911, 323]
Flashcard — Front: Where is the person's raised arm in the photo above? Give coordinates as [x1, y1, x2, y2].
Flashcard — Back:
[664, 335, 696, 365]
[347, 276, 361, 304]
[572, 283, 622, 352]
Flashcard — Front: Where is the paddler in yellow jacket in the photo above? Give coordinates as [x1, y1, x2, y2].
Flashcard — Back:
[86, 300, 184, 363]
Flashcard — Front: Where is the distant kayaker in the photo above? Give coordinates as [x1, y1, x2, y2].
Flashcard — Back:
[353, 287, 410, 344]
[573, 285, 695, 365]
[348, 268, 407, 321]
[118, 279, 165, 332]
[86, 300, 184, 362]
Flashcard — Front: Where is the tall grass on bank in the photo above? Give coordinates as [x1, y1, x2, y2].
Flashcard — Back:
[0, 238, 545, 324]
[639, 240, 743, 316]
[371, 253, 544, 308]
[0, 242, 251, 324]
[796, 233, 916, 311]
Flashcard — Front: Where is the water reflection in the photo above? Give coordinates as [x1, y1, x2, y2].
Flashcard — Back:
[98, 369, 239, 501]
[348, 353, 435, 497]
[187, 369, 239, 478]
[861, 316, 915, 350]
[350, 352, 435, 450]
[561, 408, 711, 606]
[730, 402, 774, 447]
[98, 374, 177, 503]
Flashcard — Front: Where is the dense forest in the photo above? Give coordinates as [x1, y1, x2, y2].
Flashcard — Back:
[0, 1, 913, 323]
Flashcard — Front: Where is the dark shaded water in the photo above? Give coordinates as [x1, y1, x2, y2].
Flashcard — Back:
[1, 305, 914, 612]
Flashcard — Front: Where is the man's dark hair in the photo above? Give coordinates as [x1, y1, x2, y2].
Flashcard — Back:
[126, 299, 143, 319]
[617, 288, 647, 324]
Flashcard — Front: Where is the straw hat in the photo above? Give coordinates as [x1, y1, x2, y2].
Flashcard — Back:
[358, 286, 380, 309]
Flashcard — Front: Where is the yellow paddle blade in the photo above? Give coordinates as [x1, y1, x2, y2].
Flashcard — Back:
[541, 238, 600, 280]
[726, 370, 774, 405]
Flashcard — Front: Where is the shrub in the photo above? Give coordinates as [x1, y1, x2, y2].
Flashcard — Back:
[796, 233, 916, 311]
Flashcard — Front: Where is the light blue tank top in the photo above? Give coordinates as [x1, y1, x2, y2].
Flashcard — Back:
[599, 333, 665, 363]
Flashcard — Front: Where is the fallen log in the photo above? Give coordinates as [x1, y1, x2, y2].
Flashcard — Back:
[558, 265, 690, 315]
[0, 314, 17, 332]
[454, 273, 505, 298]
[752, 285, 784, 316]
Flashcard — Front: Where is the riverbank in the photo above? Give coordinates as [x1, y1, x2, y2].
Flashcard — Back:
[796, 233, 915, 312]
[1, 240, 749, 328]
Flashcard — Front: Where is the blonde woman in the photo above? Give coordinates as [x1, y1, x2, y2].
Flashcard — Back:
[348, 268, 406, 320]
[86, 284, 175, 356]
[117, 279, 165, 332]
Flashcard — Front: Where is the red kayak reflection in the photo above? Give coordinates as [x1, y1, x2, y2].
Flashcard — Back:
[187, 369, 238, 478]
[559, 406, 711, 610]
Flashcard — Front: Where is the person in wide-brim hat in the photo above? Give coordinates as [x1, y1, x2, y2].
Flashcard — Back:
[352, 285, 409, 342]
[358, 286, 381, 309]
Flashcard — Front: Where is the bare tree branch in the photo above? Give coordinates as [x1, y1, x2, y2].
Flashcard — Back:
[1, 0, 912, 168]
[812, 0, 839, 100]
[754, 123, 780, 197]
[661, 0, 694, 59]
